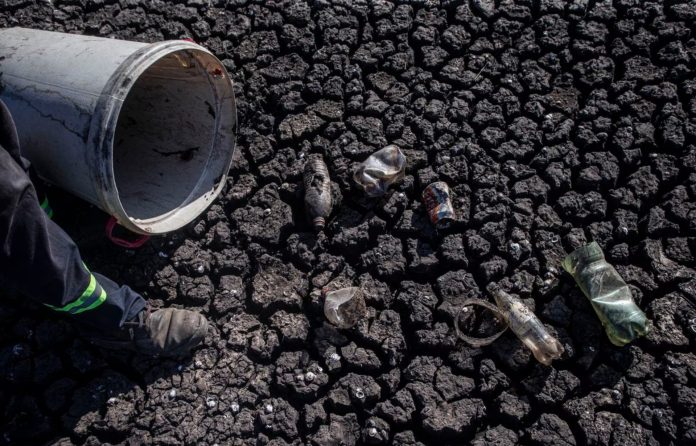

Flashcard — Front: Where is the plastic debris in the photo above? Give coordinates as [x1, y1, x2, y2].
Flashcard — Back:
[305, 371, 316, 382]
[168, 389, 177, 399]
[422, 181, 456, 228]
[562, 242, 649, 346]
[303, 154, 333, 231]
[353, 144, 406, 197]
[231, 402, 240, 413]
[354, 387, 365, 399]
[493, 289, 564, 366]
[196, 264, 205, 274]
[264, 404, 274, 414]
[323, 287, 367, 329]
[206, 397, 217, 408]
[455, 289, 563, 366]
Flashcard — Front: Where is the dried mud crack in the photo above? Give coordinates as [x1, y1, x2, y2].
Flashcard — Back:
[2, 1, 696, 445]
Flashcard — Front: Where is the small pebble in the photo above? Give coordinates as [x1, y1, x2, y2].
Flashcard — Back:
[367, 427, 378, 437]
[206, 397, 217, 408]
[196, 264, 205, 274]
[305, 371, 316, 382]
[263, 208, 272, 216]
[231, 402, 240, 413]
[169, 389, 177, 398]
[265, 404, 274, 413]
[107, 397, 118, 405]
[329, 353, 341, 361]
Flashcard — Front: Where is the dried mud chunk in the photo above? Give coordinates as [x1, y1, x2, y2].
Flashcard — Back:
[436, 270, 480, 320]
[257, 398, 299, 439]
[309, 413, 360, 446]
[360, 234, 406, 279]
[231, 185, 294, 245]
[421, 398, 486, 438]
[278, 112, 325, 141]
[269, 311, 309, 345]
[328, 373, 381, 409]
[494, 391, 531, 427]
[406, 238, 439, 274]
[472, 425, 519, 446]
[376, 388, 416, 425]
[62, 372, 138, 438]
[522, 368, 580, 405]
[574, 56, 614, 87]
[645, 293, 690, 348]
[527, 413, 576, 446]
[358, 309, 406, 366]
[178, 275, 213, 305]
[251, 255, 307, 311]
[340, 342, 382, 372]
[435, 366, 474, 401]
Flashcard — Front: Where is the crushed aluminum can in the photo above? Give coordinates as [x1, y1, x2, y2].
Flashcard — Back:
[422, 181, 456, 228]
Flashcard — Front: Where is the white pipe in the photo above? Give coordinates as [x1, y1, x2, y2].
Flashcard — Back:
[0, 28, 237, 234]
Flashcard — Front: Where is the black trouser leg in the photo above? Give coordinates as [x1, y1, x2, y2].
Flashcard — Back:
[0, 100, 145, 331]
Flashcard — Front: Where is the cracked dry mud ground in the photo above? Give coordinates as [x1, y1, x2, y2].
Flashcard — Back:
[2, 0, 696, 444]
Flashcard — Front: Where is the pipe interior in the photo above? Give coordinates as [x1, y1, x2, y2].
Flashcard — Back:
[113, 49, 220, 224]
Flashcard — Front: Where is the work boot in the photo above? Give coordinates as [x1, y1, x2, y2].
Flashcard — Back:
[87, 307, 208, 357]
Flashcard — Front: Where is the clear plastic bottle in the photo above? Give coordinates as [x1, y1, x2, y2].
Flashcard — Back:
[353, 145, 406, 197]
[562, 242, 649, 346]
[303, 154, 333, 231]
[323, 287, 366, 329]
[492, 289, 564, 366]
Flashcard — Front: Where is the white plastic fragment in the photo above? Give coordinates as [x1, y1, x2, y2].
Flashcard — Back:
[265, 404, 274, 413]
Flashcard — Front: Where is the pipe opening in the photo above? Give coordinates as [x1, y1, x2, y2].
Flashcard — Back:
[113, 48, 234, 233]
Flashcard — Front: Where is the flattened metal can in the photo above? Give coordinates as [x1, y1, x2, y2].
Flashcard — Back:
[422, 181, 455, 228]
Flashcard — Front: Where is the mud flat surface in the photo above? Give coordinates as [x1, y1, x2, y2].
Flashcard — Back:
[2, 1, 696, 445]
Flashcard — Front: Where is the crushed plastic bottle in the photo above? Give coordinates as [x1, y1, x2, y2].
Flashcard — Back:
[422, 181, 456, 228]
[304, 154, 333, 231]
[562, 242, 649, 346]
[353, 144, 406, 197]
[492, 289, 564, 366]
[323, 287, 367, 329]
[455, 290, 563, 366]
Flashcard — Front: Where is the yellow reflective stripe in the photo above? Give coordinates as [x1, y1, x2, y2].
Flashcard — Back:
[48, 274, 97, 313]
[73, 287, 107, 314]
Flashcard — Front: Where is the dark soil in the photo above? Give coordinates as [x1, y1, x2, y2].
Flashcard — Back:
[2, 1, 696, 445]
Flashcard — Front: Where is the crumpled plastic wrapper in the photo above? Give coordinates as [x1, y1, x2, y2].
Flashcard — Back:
[353, 144, 406, 197]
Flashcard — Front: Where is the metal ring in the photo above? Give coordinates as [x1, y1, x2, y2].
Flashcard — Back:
[455, 298, 508, 347]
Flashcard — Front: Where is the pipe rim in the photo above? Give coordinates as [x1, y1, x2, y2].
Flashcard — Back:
[91, 40, 237, 235]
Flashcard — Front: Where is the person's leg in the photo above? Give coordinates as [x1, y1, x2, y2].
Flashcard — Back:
[0, 100, 207, 355]
[0, 129, 146, 331]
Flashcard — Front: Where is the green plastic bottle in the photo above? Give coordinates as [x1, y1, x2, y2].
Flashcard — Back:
[562, 242, 649, 346]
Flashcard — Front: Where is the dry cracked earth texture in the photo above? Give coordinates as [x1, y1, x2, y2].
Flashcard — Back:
[2, 0, 696, 445]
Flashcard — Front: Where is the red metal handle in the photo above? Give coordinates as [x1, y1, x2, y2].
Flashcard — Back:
[105, 216, 150, 249]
